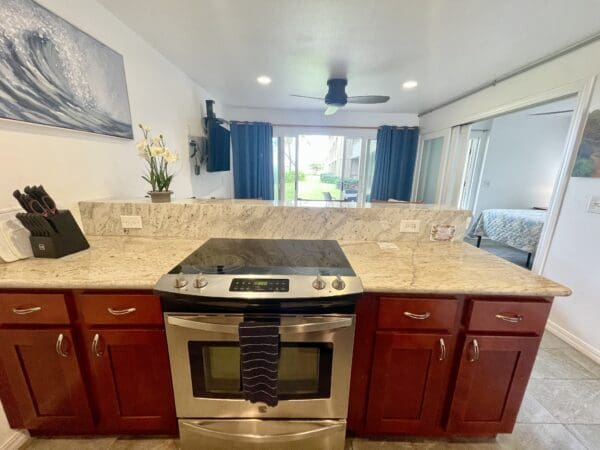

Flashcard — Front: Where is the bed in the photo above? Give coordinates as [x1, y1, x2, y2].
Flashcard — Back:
[469, 209, 547, 263]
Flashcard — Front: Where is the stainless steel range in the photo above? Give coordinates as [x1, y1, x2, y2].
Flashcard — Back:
[154, 238, 363, 450]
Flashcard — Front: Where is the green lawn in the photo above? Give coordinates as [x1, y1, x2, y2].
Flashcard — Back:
[285, 175, 342, 201]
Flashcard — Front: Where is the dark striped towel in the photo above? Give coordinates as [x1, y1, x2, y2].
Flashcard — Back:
[238, 320, 280, 407]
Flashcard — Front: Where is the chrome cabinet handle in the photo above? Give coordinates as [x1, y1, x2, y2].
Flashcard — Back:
[468, 339, 480, 362]
[12, 306, 42, 315]
[55, 333, 68, 358]
[495, 313, 523, 323]
[438, 338, 446, 362]
[403, 311, 431, 320]
[92, 333, 103, 357]
[107, 307, 136, 316]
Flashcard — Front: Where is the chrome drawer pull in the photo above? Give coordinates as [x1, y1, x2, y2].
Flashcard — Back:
[92, 333, 103, 357]
[55, 333, 69, 358]
[468, 339, 480, 362]
[438, 338, 446, 362]
[495, 313, 523, 323]
[403, 311, 431, 320]
[107, 307, 136, 316]
[12, 306, 42, 315]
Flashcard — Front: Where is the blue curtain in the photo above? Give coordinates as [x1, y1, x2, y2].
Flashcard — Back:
[230, 121, 274, 199]
[370, 126, 419, 201]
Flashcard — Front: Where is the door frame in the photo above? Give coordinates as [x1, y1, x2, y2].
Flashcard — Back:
[411, 128, 452, 203]
[459, 129, 490, 211]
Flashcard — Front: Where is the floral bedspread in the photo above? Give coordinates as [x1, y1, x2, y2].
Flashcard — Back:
[469, 209, 547, 254]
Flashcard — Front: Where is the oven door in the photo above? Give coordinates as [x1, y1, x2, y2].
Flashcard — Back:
[164, 314, 355, 419]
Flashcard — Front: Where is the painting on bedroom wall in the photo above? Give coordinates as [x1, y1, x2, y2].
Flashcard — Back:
[572, 83, 600, 177]
[0, 0, 133, 139]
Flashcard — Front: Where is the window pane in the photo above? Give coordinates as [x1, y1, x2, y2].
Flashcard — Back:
[364, 140, 377, 202]
[272, 137, 279, 201]
[417, 137, 444, 203]
[342, 138, 362, 202]
[283, 137, 297, 201]
[297, 135, 344, 201]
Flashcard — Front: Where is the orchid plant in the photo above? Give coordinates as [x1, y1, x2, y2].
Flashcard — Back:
[136, 124, 178, 192]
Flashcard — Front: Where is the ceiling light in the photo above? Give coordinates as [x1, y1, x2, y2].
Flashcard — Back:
[257, 75, 271, 85]
[402, 80, 418, 90]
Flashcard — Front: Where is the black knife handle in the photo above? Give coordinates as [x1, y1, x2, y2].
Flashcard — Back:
[37, 185, 57, 213]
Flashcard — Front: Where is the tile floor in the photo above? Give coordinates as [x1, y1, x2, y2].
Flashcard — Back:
[20, 332, 600, 450]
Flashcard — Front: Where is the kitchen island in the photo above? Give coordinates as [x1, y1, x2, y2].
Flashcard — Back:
[0, 234, 569, 439]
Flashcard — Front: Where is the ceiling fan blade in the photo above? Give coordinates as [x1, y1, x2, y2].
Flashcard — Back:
[346, 95, 390, 104]
[324, 106, 339, 116]
[291, 94, 324, 100]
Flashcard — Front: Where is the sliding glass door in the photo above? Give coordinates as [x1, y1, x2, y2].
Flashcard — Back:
[273, 134, 376, 204]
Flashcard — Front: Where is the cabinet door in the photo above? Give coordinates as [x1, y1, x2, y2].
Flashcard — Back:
[447, 335, 540, 434]
[366, 332, 455, 434]
[0, 329, 93, 431]
[84, 329, 177, 433]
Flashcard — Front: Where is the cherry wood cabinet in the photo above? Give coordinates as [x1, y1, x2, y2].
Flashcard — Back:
[447, 335, 541, 434]
[83, 329, 177, 433]
[366, 332, 455, 434]
[0, 329, 93, 431]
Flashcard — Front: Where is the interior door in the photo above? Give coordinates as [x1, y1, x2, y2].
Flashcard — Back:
[84, 329, 177, 433]
[0, 329, 93, 431]
[459, 130, 489, 211]
[447, 335, 540, 434]
[366, 332, 455, 434]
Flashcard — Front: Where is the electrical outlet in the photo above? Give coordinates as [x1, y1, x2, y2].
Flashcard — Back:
[588, 196, 600, 214]
[399, 220, 421, 233]
[121, 215, 142, 229]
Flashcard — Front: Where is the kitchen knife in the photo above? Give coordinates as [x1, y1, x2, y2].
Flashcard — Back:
[13, 190, 31, 213]
[33, 215, 55, 236]
[21, 194, 48, 217]
[25, 185, 57, 214]
[16, 213, 36, 236]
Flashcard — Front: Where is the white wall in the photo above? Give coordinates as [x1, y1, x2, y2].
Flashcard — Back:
[0, 0, 232, 216]
[225, 106, 419, 139]
[420, 39, 600, 357]
[474, 112, 572, 216]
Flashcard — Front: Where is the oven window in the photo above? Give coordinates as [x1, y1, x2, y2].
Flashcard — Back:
[188, 342, 333, 399]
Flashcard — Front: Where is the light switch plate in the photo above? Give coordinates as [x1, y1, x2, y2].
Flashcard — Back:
[121, 215, 143, 229]
[588, 196, 600, 214]
[399, 220, 421, 233]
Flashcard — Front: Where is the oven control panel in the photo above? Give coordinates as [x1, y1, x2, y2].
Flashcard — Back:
[229, 278, 290, 292]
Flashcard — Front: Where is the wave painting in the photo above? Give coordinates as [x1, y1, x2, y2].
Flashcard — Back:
[0, 0, 133, 139]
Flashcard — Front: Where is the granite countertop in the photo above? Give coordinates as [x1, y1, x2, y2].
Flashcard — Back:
[0, 236, 571, 297]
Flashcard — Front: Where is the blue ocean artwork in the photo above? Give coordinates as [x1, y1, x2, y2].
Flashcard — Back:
[0, 0, 133, 138]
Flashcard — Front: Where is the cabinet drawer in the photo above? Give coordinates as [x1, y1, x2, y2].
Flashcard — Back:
[467, 300, 551, 335]
[378, 298, 458, 331]
[0, 293, 69, 325]
[78, 293, 163, 326]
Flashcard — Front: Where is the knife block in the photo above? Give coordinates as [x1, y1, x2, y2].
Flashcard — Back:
[29, 210, 90, 258]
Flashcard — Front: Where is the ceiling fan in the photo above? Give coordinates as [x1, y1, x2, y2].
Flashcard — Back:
[292, 78, 390, 115]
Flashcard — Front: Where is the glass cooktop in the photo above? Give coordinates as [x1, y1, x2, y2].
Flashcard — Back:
[169, 238, 356, 276]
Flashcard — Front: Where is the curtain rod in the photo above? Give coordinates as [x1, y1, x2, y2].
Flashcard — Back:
[272, 123, 379, 130]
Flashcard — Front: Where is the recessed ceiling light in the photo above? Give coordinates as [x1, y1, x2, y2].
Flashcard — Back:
[403, 80, 418, 90]
[257, 75, 272, 85]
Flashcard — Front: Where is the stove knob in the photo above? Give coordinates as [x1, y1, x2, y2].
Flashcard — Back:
[312, 274, 326, 290]
[174, 277, 188, 289]
[194, 275, 208, 288]
[332, 275, 346, 290]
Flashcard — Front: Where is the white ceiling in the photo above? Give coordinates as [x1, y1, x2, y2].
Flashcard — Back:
[99, 0, 600, 114]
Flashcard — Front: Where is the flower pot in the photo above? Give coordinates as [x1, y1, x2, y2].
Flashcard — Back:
[148, 191, 173, 203]
[591, 152, 600, 177]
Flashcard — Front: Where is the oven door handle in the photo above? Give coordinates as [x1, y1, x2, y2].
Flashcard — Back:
[166, 315, 353, 334]
[180, 419, 345, 443]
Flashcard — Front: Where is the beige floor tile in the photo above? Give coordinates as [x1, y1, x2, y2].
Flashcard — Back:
[110, 437, 178, 449]
[558, 348, 600, 379]
[496, 423, 586, 449]
[565, 424, 600, 450]
[351, 437, 500, 449]
[517, 391, 559, 424]
[527, 379, 600, 424]
[531, 349, 597, 380]
[540, 331, 570, 350]
[21, 437, 117, 450]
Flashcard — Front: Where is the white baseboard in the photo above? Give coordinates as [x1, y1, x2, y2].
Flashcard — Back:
[0, 430, 28, 450]
[546, 320, 600, 365]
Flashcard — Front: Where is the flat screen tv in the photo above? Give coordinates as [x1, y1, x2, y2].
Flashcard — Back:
[206, 119, 230, 172]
